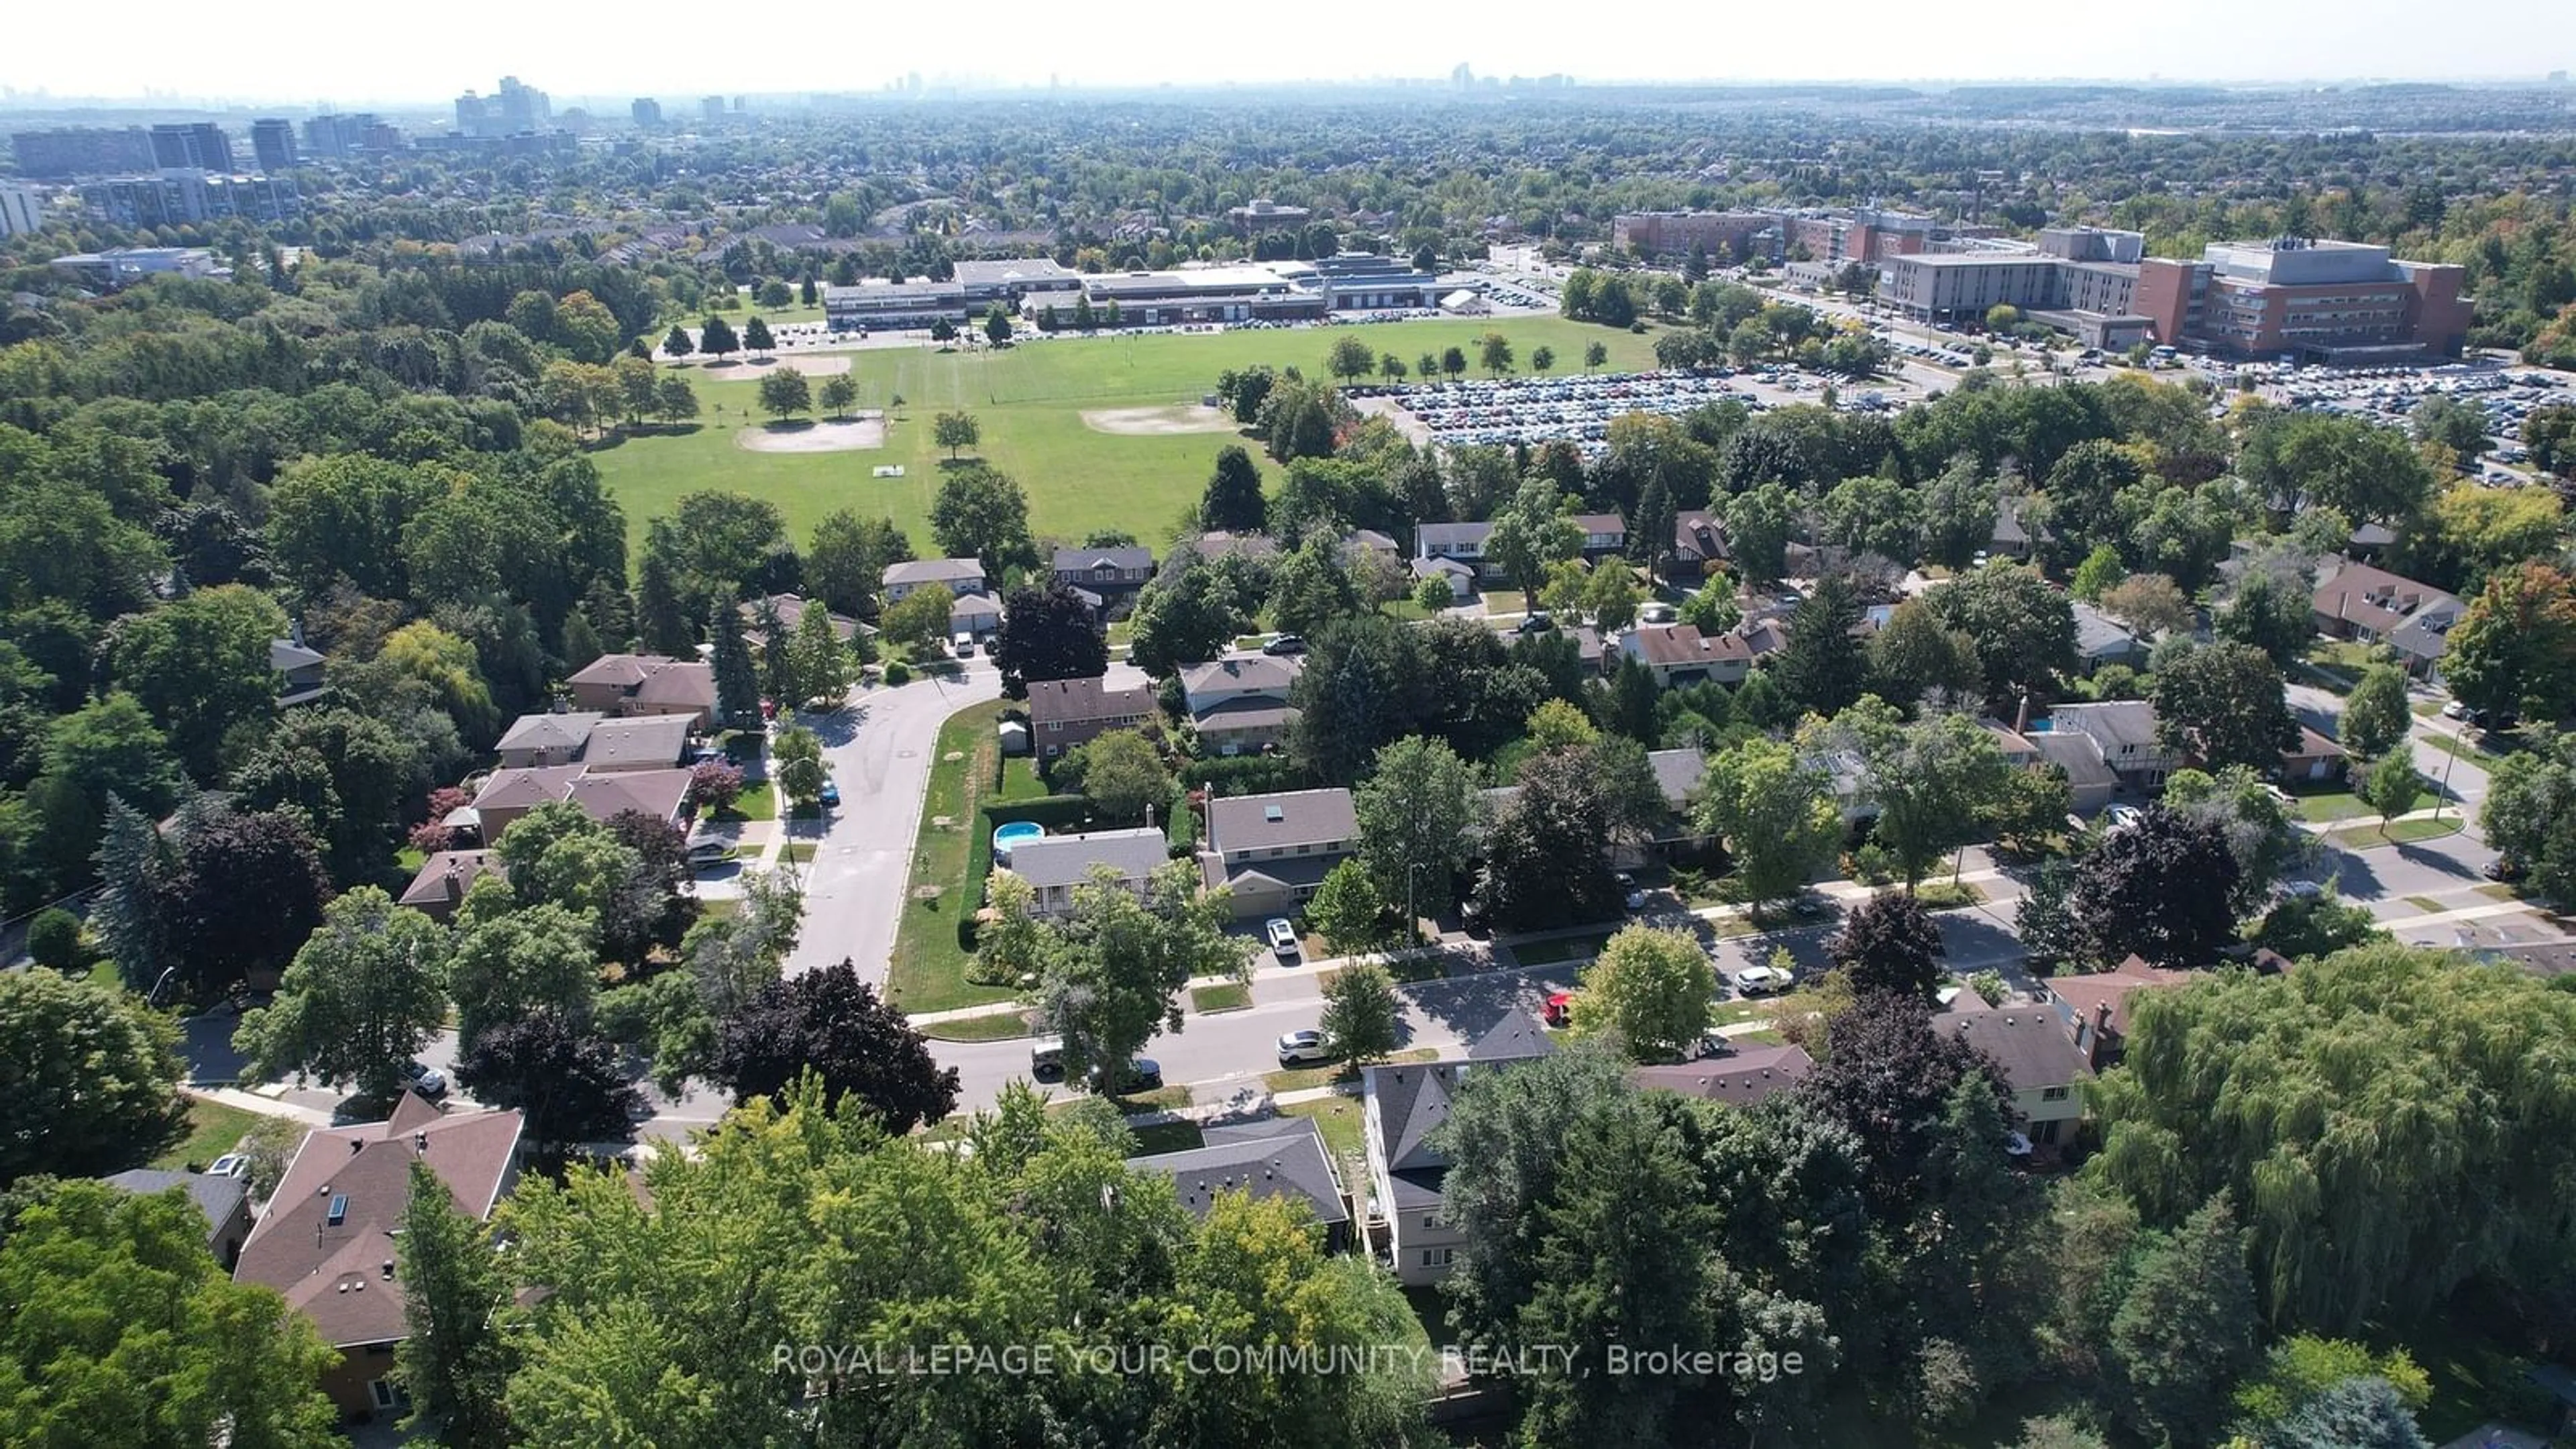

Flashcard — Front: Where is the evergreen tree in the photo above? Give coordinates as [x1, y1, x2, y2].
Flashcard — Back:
[1200, 445, 1267, 533]
[1774, 570, 1870, 716]
[741, 315, 774, 356]
[634, 551, 693, 657]
[2110, 1195, 2262, 1447]
[660, 324, 692, 360]
[709, 602, 762, 733]
[91, 795, 177, 994]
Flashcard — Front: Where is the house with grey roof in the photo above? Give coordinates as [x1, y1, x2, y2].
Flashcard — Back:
[2030, 729, 2119, 812]
[1361, 1011, 1555, 1285]
[272, 636, 327, 707]
[102, 1167, 253, 1268]
[1200, 787, 1356, 920]
[996, 826, 1171, 918]
[494, 710, 692, 773]
[2048, 700, 2177, 791]
[1415, 521, 1501, 580]
[881, 557, 988, 603]
[1571, 511, 1627, 559]
[2070, 600, 2149, 674]
[2310, 559, 2463, 680]
[1128, 1117, 1349, 1246]
[1932, 1003, 2093, 1148]
[1622, 623, 1753, 687]
[397, 849, 505, 922]
[1053, 545, 1155, 596]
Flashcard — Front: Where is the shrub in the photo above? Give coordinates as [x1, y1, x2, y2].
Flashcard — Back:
[28, 908, 84, 971]
[1182, 754, 1311, 794]
[885, 658, 912, 686]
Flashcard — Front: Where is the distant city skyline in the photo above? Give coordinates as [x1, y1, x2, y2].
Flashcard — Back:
[1, 0, 2568, 107]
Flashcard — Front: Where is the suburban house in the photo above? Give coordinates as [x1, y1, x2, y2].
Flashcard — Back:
[2048, 701, 2178, 792]
[1980, 719, 2044, 769]
[1621, 623, 1753, 687]
[2070, 601, 2149, 674]
[1181, 654, 1304, 755]
[2282, 724, 2349, 784]
[2310, 559, 2463, 680]
[1931, 1004, 2093, 1148]
[1415, 521, 1500, 580]
[564, 654, 718, 729]
[1026, 676, 1157, 759]
[1053, 545, 1155, 596]
[1627, 747, 1713, 860]
[1342, 529, 1401, 564]
[1409, 553, 1479, 598]
[396, 849, 505, 922]
[881, 557, 987, 603]
[1571, 511, 1627, 559]
[1200, 786, 1356, 920]
[1128, 1117, 1350, 1248]
[996, 826, 1172, 918]
[2030, 729, 2119, 812]
[1631, 1043, 1815, 1108]
[101, 1167, 253, 1269]
[740, 592, 860, 644]
[1990, 497, 2046, 560]
[272, 635, 327, 707]
[1668, 510, 1727, 580]
[1361, 1010, 1556, 1286]
[1187, 531, 1279, 564]
[233, 1093, 524, 1419]
[464, 764, 694, 841]
[494, 710, 691, 772]
[2045, 955, 2192, 1069]
[950, 591, 1006, 639]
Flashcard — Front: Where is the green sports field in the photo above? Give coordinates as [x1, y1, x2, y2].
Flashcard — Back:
[590, 317, 1663, 557]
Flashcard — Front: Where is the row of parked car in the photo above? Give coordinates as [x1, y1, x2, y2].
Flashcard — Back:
[1392, 369, 1750, 449]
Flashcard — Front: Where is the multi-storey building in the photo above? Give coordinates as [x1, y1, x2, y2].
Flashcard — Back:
[2136, 238, 2471, 362]
[11, 125, 153, 177]
[0, 183, 42, 239]
[302, 113, 402, 158]
[79, 170, 301, 227]
[148, 122, 233, 172]
[1611, 209, 1780, 262]
[249, 119, 297, 172]
[631, 97, 663, 128]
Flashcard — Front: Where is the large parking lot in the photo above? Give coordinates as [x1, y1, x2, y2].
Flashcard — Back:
[2257, 362, 2572, 480]
[1384, 366, 1909, 451]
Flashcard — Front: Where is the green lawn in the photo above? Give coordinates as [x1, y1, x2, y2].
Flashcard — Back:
[710, 780, 777, 823]
[1262, 1047, 1437, 1095]
[919, 1011, 1034, 1042]
[1000, 755, 1050, 802]
[594, 319, 1662, 559]
[2330, 816, 2465, 850]
[152, 1097, 264, 1172]
[1189, 981, 1251, 1013]
[2422, 729, 2505, 765]
[1275, 1094, 1366, 1162]
[1913, 879, 1988, 911]
[1127, 1120, 1205, 1155]
[2294, 790, 2371, 822]
[885, 700, 1022, 1015]
[781, 841, 817, 864]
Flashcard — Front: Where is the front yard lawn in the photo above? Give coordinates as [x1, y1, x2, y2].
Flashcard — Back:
[1275, 1094, 1366, 1161]
[2294, 789, 2370, 822]
[2328, 816, 2465, 851]
[920, 1011, 1034, 1042]
[885, 700, 1022, 1016]
[710, 779, 777, 822]
[1189, 982, 1251, 1013]
[153, 1097, 264, 1172]
[1512, 930, 1614, 966]
[1262, 1047, 1437, 1095]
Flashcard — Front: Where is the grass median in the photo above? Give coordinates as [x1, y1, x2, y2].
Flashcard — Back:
[885, 699, 1022, 1016]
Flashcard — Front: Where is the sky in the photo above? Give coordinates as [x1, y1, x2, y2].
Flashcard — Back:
[2, 0, 2571, 107]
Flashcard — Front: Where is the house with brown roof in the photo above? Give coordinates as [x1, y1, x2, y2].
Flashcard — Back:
[1053, 545, 1155, 595]
[466, 765, 694, 841]
[564, 654, 718, 729]
[1026, 676, 1157, 759]
[233, 1093, 523, 1419]
[739, 592, 859, 644]
[2310, 559, 2463, 680]
[2281, 724, 2348, 784]
[494, 710, 692, 772]
[397, 849, 505, 922]
[1632, 1043, 1814, 1108]
[1621, 623, 1753, 687]
[1669, 510, 1727, 580]
[1571, 511, 1627, 559]
[1931, 1004, 2093, 1148]
[2044, 955, 2193, 1069]
[1201, 787, 1357, 920]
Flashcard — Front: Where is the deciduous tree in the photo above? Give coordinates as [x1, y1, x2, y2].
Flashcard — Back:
[2443, 559, 2576, 721]
[933, 409, 981, 459]
[929, 464, 1037, 576]
[2068, 804, 2240, 967]
[711, 958, 957, 1130]
[1318, 957, 1400, 1066]
[2149, 642, 2299, 773]
[1568, 924, 1716, 1061]
[233, 887, 451, 1102]
[1829, 891, 1946, 1002]
[1034, 861, 1250, 1087]
[0, 968, 186, 1182]
[1696, 735, 1840, 918]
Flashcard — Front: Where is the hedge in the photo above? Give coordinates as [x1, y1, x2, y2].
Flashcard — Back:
[1183, 754, 1311, 794]
[985, 794, 1095, 830]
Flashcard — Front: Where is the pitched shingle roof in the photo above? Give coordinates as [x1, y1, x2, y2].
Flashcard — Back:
[495, 711, 604, 755]
[1026, 676, 1154, 727]
[1130, 1116, 1347, 1227]
[1929, 1008, 2094, 1097]
[1001, 827, 1170, 892]
[883, 557, 986, 588]
[235, 1094, 522, 1350]
[1205, 788, 1355, 854]
[1631, 1044, 1814, 1106]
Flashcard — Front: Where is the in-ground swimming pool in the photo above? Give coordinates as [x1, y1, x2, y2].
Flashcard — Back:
[993, 820, 1044, 864]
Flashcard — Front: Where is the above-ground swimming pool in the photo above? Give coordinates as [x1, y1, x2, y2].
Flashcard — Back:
[993, 820, 1044, 864]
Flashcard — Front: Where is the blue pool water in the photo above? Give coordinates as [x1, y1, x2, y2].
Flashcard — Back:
[993, 820, 1044, 863]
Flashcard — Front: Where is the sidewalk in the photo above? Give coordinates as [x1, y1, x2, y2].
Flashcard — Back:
[184, 1083, 335, 1128]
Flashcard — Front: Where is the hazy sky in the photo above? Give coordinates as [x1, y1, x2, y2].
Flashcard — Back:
[3, 0, 2570, 105]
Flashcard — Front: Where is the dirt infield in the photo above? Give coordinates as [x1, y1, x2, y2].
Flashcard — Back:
[1079, 403, 1236, 436]
[696, 354, 855, 380]
[734, 415, 886, 453]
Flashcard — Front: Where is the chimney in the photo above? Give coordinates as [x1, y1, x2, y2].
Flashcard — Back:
[414, 1131, 429, 1156]
[2012, 693, 2030, 735]
[349, 1140, 362, 1155]
[382, 1259, 396, 1281]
